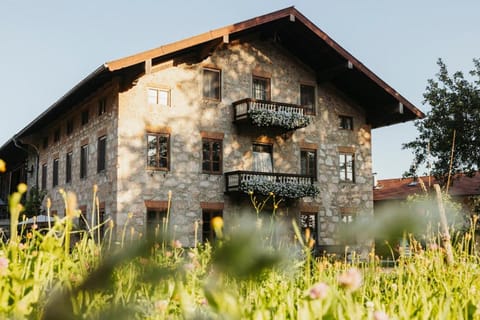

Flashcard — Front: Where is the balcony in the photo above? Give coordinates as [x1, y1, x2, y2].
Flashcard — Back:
[225, 171, 318, 199]
[232, 98, 311, 130]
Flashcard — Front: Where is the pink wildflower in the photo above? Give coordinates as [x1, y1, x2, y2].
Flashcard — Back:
[172, 240, 182, 248]
[338, 268, 362, 292]
[308, 282, 329, 300]
[0, 257, 8, 273]
[373, 310, 389, 320]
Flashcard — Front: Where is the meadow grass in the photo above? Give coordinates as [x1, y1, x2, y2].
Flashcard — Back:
[0, 185, 480, 319]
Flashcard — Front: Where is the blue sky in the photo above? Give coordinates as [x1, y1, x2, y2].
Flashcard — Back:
[1, 1, 479, 179]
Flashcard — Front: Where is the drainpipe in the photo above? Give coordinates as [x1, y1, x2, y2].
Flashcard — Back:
[12, 136, 39, 188]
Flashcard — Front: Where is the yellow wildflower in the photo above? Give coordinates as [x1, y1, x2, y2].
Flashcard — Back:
[0, 159, 5, 173]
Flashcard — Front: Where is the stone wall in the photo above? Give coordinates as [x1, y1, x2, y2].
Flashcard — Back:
[117, 37, 373, 247]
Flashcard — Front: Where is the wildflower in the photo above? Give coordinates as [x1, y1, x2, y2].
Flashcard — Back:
[17, 183, 28, 194]
[248, 190, 254, 195]
[365, 301, 374, 309]
[308, 282, 329, 300]
[0, 159, 6, 173]
[0, 257, 9, 274]
[32, 224, 38, 230]
[184, 263, 195, 271]
[128, 212, 133, 219]
[373, 310, 389, 320]
[211, 216, 224, 239]
[154, 300, 169, 312]
[187, 251, 196, 259]
[46, 198, 51, 209]
[172, 240, 182, 248]
[93, 184, 98, 193]
[338, 268, 362, 292]
[165, 251, 173, 257]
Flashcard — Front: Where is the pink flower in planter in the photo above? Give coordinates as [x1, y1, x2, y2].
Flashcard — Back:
[338, 268, 362, 292]
[308, 282, 329, 300]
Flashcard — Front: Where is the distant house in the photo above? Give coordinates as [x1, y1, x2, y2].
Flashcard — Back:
[374, 173, 480, 210]
[0, 7, 423, 248]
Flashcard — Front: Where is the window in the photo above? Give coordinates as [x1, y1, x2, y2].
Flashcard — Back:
[98, 98, 107, 116]
[66, 119, 74, 136]
[53, 128, 61, 143]
[42, 137, 48, 150]
[252, 76, 271, 100]
[202, 138, 222, 174]
[203, 68, 221, 100]
[148, 88, 170, 106]
[339, 153, 355, 182]
[78, 206, 87, 231]
[300, 149, 317, 178]
[202, 210, 223, 243]
[93, 205, 106, 241]
[146, 209, 167, 239]
[147, 133, 170, 170]
[52, 158, 59, 187]
[81, 110, 89, 126]
[80, 144, 88, 179]
[299, 213, 318, 244]
[66, 151, 72, 183]
[300, 84, 315, 115]
[252, 143, 273, 173]
[41, 163, 47, 190]
[341, 210, 357, 244]
[339, 115, 353, 130]
[97, 136, 107, 173]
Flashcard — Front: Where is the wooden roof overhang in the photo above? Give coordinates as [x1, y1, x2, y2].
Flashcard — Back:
[10, 6, 423, 145]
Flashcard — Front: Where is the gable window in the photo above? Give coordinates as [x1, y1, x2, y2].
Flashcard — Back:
[252, 143, 273, 173]
[146, 209, 167, 239]
[97, 136, 107, 173]
[52, 158, 59, 187]
[339, 152, 355, 182]
[81, 110, 89, 126]
[202, 210, 223, 243]
[299, 212, 317, 244]
[147, 133, 170, 171]
[203, 68, 221, 100]
[80, 144, 88, 179]
[252, 76, 270, 101]
[66, 151, 72, 183]
[148, 88, 170, 106]
[42, 137, 49, 150]
[66, 119, 74, 136]
[53, 128, 61, 143]
[41, 163, 47, 190]
[300, 149, 317, 178]
[339, 115, 353, 130]
[300, 84, 315, 115]
[202, 138, 222, 174]
[98, 98, 107, 116]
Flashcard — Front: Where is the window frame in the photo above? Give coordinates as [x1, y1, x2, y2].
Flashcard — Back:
[299, 212, 318, 244]
[339, 115, 354, 130]
[252, 75, 271, 101]
[146, 132, 170, 171]
[300, 84, 316, 115]
[252, 143, 273, 173]
[146, 209, 168, 239]
[202, 68, 221, 101]
[41, 163, 47, 190]
[98, 97, 107, 116]
[81, 109, 89, 126]
[300, 148, 317, 179]
[66, 151, 72, 183]
[202, 209, 223, 243]
[97, 135, 107, 173]
[53, 128, 61, 143]
[339, 152, 355, 183]
[66, 118, 74, 136]
[147, 87, 171, 106]
[202, 138, 223, 174]
[52, 158, 59, 187]
[80, 144, 88, 179]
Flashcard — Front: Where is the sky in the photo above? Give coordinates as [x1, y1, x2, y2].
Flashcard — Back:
[1, 1, 479, 179]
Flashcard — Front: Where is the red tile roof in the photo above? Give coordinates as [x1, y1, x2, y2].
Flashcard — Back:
[374, 173, 480, 201]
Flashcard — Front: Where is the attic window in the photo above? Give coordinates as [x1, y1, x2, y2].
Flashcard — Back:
[339, 115, 353, 130]
[203, 68, 221, 100]
[148, 88, 170, 106]
[81, 110, 89, 126]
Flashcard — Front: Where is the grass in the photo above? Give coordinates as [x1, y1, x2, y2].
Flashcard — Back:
[0, 184, 480, 319]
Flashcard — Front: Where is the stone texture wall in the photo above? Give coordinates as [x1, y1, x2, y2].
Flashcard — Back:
[25, 81, 119, 231]
[117, 38, 373, 247]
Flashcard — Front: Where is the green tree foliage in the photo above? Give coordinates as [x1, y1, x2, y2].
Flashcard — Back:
[403, 58, 480, 183]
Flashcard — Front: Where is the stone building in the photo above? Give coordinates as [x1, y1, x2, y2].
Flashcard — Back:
[0, 7, 423, 249]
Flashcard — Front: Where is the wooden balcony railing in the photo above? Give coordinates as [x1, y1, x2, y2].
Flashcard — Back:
[225, 171, 318, 199]
[232, 98, 311, 130]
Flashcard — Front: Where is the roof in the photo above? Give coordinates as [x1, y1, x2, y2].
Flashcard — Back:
[3, 7, 424, 150]
[374, 173, 480, 201]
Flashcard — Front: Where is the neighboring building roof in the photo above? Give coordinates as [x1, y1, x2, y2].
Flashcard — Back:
[374, 173, 480, 201]
[2, 6, 424, 152]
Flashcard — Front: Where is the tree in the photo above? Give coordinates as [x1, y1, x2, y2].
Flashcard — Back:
[403, 58, 480, 183]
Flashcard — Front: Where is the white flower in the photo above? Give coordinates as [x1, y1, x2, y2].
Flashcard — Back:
[338, 268, 362, 292]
